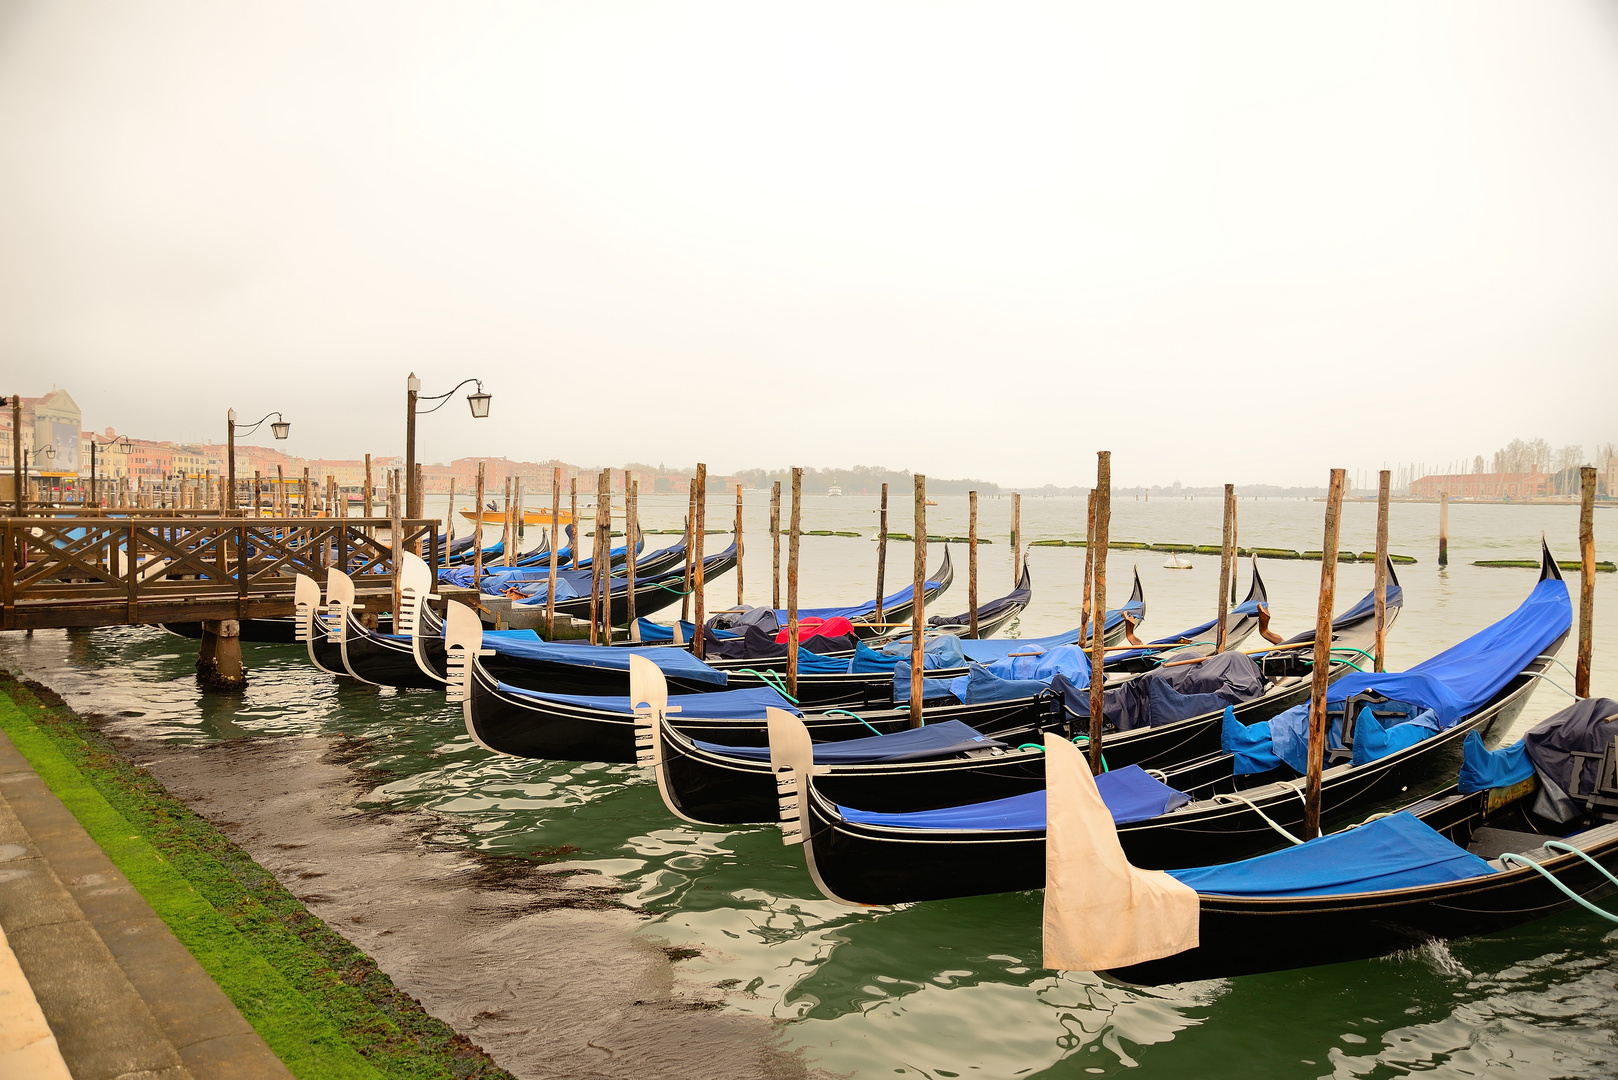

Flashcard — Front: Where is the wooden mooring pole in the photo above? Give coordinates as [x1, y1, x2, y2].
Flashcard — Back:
[364, 455, 373, 519]
[908, 474, 927, 726]
[692, 464, 707, 658]
[786, 468, 802, 697]
[1438, 490, 1449, 567]
[570, 476, 580, 570]
[875, 483, 889, 623]
[1080, 491, 1096, 640]
[1087, 453, 1110, 773]
[968, 490, 979, 639]
[770, 480, 781, 610]
[680, 483, 694, 625]
[1216, 484, 1234, 652]
[1230, 491, 1239, 605]
[735, 483, 745, 607]
[1302, 468, 1347, 840]
[472, 462, 486, 589]
[1375, 469, 1390, 673]
[545, 467, 560, 640]
[1578, 466, 1597, 698]
[627, 477, 640, 641]
[1011, 492, 1021, 587]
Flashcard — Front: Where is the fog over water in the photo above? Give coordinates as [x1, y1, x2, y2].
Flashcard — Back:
[3, 2, 1618, 486]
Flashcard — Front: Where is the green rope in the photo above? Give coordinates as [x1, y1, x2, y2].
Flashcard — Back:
[822, 709, 885, 737]
[1067, 735, 1108, 771]
[1501, 844, 1618, 924]
[734, 668, 799, 704]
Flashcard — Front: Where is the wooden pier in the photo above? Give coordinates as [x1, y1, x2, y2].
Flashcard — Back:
[2, 515, 437, 631]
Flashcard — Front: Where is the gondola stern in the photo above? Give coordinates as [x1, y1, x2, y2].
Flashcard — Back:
[1539, 536, 1563, 582]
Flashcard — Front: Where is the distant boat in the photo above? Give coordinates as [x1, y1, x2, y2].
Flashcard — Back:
[460, 509, 574, 526]
[1163, 553, 1193, 570]
[827, 486, 843, 497]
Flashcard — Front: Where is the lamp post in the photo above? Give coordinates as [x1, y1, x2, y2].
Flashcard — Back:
[227, 410, 290, 513]
[88, 434, 130, 508]
[4, 395, 20, 514]
[404, 374, 491, 520]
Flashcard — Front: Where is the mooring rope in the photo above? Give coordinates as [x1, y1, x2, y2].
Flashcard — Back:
[1501, 844, 1618, 923]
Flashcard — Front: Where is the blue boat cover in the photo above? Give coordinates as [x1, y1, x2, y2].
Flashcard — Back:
[486, 637, 728, 686]
[836, 764, 1189, 830]
[1350, 708, 1439, 766]
[850, 636, 966, 675]
[1458, 731, 1535, 793]
[1222, 708, 1282, 775]
[792, 648, 856, 676]
[693, 719, 1005, 764]
[1106, 599, 1262, 664]
[940, 665, 1053, 705]
[635, 619, 697, 643]
[1168, 812, 1495, 897]
[957, 600, 1144, 662]
[1226, 576, 1569, 773]
[498, 682, 798, 717]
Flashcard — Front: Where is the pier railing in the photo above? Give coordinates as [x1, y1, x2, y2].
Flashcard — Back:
[1, 517, 439, 630]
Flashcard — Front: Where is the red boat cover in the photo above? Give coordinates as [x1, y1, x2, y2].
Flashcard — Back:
[774, 616, 856, 644]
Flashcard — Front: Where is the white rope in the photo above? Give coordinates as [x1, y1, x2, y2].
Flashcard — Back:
[1214, 790, 1305, 846]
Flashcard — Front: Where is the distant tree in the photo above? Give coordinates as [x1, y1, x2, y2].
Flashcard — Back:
[1473, 455, 1485, 474]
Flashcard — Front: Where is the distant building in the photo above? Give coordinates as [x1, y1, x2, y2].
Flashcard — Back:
[1409, 472, 1549, 500]
[79, 427, 131, 482]
[126, 438, 173, 480]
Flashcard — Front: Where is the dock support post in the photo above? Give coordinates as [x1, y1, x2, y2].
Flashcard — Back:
[909, 474, 926, 727]
[1087, 453, 1110, 773]
[735, 482, 744, 606]
[1578, 466, 1597, 698]
[1438, 490, 1449, 567]
[1302, 469, 1347, 840]
[196, 619, 246, 691]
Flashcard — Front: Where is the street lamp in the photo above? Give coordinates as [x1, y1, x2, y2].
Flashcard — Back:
[228, 409, 290, 514]
[405, 375, 491, 520]
[88, 433, 130, 508]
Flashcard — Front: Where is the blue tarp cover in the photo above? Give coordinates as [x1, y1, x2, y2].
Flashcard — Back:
[940, 665, 1059, 705]
[1222, 708, 1282, 775]
[485, 637, 728, 687]
[1227, 576, 1569, 773]
[1168, 811, 1495, 897]
[1459, 731, 1536, 793]
[635, 619, 697, 643]
[836, 764, 1189, 829]
[957, 600, 1144, 662]
[851, 636, 966, 675]
[694, 719, 1004, 764]
[1350, 708, 1439, 766]
[1107, 598, 1261, 664]
[498, 682, 797, 717]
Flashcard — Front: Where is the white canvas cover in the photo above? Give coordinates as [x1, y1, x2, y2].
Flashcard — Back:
[1042, 734, 1200, 971]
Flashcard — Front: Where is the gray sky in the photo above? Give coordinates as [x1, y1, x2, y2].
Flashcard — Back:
[3, 1, 1616, 487]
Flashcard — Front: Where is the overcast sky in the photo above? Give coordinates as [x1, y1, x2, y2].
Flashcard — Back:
[3, 1, 1616, 487]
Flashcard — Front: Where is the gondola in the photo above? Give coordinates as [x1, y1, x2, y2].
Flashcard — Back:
[716, 559, 1041, 709]
[770, 546, 1569, 905]
[492, 542, 737, 630]
[1082, 694, 1618, 984]
[638, 574, 1280, 827]
[459, 568, 1154, 764]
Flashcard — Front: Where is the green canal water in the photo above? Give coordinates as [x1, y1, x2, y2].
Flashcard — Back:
[4, 494, 1617, 1077]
